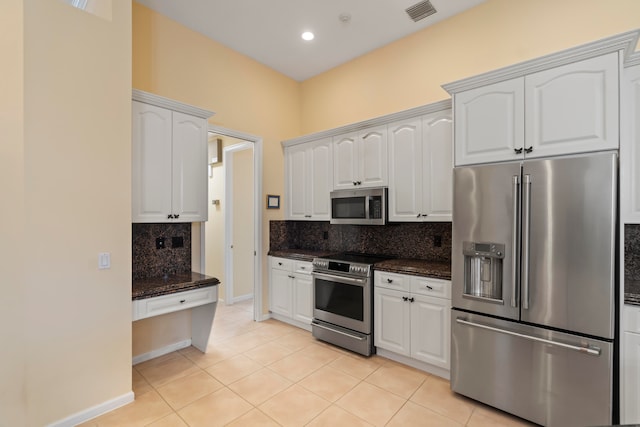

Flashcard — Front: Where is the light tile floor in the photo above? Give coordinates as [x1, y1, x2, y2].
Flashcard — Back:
[80, 300, 536, 426]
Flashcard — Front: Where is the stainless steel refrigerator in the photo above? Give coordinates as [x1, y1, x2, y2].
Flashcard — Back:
[451, 151, 618, 427]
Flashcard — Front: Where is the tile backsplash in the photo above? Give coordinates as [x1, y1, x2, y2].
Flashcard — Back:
[270, 220, 451, 262]
[132, 223, 192, 279]
[625, 224, 640, 281]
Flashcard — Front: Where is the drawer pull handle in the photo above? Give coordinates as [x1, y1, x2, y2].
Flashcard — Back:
[426, 285, 433, 290]
[387, 279, 393, 283]
[180, 299, 186, 303]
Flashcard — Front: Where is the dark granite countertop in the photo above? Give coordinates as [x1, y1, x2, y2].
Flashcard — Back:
[132, 271, 220, 300]
[625, 280, 640, 306]
[268, 249, 336, 262]
[374, 259, 451, 280]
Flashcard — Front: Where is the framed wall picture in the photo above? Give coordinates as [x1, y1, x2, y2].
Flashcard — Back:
[267, 195, 280, 209]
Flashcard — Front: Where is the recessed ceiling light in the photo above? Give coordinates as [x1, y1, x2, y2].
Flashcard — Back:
[301, 31, 315, 41]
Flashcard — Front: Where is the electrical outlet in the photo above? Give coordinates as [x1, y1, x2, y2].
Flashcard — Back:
[172, 236, 184, 248]
[433, 235, 442, 247]
[156, 237, 166, 249]
[323, 231, 329, 240]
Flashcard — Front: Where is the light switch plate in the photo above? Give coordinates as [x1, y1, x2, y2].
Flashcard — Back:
[98, 252, 111, 269]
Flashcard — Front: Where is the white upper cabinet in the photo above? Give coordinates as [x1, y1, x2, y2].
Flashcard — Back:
[333, 126, 388, 190]
[285, 138, 332, 220]
[388, 110, 452, 222]
[447, 47, 623, 166]
[132, 90, 213, 223]
[622, 64, 640, 223]
[525, 52, 619, 159]
[454, 78, 525, 166]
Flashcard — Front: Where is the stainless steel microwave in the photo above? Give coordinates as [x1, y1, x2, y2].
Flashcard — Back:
[330, 187, 387, 225]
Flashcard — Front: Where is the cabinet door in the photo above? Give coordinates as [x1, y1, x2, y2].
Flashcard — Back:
[410, 294, 450, 369]
[388, 118, 423, 221]
[333, 133, 359, 190]
[374, 287, 410, 356]
[454, 77, 525, 166]
[270, 268, 293, 317]
[132, 101, 173, 222]
[308, 139, 332, 219]
[285, 144, 308, 220]
[292, 274, 313, 325]
[623, 331, 640, 424]
[525, 52, 619, 159]
[172, 111, 208, 222]
[359, 126, 388, 187]
[621, 64, 640, 222]
[422, 110, 453, 221]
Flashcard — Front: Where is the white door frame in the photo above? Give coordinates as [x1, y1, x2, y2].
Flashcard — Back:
[201, 125, 263, 322]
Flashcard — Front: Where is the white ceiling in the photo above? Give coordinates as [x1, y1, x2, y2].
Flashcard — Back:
[134, 0, 486, 82]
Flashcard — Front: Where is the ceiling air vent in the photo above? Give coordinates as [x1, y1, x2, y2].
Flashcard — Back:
[406, 0, 437, 22]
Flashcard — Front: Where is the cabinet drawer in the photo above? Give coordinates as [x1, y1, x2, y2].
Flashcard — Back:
[271, 257, 293, 271]
[411, 277, 451, 300]
[375, 271, 410, 292]
[132, 286, 217, 321]
[624, 304, 640, 334]
[294, 260, 313, 275]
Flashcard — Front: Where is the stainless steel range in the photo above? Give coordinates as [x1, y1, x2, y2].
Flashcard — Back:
[311, 252, 391, 356]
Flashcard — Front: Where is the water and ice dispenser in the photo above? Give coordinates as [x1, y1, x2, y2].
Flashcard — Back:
[463, 241, 505, 302]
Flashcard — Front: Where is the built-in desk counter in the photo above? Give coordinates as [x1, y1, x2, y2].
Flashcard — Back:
[132, 272, 220, 363]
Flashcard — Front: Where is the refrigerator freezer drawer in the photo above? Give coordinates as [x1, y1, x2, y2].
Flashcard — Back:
[451, 310, 614, 427]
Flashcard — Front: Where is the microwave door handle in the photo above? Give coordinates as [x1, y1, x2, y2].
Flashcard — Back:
[511, 175, 520, 308]
[365, 195, 370, 220]
[522, 174, 532, 310]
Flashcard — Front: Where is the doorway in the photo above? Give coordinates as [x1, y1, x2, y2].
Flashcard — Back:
[203, 126, 263, 322]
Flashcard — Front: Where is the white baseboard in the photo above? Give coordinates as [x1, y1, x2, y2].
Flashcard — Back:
[258, 312, 271, 321]
[231, 294, 253, 303]
[132, 339, 192, 365]
[47, 391, 134, 427]
[269, 313, 312, 332]
[376, 348, 450, 380]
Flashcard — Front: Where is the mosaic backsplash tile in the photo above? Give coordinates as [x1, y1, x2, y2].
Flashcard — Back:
[625, 224, 640, 281]
[270, 220, 451, 262]
[132, 223, 192, 280]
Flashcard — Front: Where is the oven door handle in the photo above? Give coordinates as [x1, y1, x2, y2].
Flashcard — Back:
[312, 271, 367, 286]
[312, 321, 366, 341]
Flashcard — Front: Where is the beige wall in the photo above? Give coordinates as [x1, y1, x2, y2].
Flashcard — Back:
[0, 1, 26, 425]
[232, 147, 255, 299]
[20, 1, 131, 425]
[300, 0, 640, 134]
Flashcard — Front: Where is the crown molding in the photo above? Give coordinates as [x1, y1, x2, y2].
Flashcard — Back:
[282, 99, 451, 148]
[132, 89, 215, 119]
[443, 29, 640, 94]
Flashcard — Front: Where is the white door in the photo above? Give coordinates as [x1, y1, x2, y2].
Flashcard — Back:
[333, 132, 359, 190]
[230, 147, 255, 302]
[309, 139, 332, 219]
[292, 274, 313, 325]
[622, 64, 640, 222]
[410, 294, 450, 369]
[623, 331, 640, 423]
[285, 144, 308, 219]
[454, 77, 525, 166]
[388, 118, 423, 221]
[131, 101, 173, 222]
[422, 110, 453, 221]
[270, 268, 293, 317]
[359, 126, 388, 187]
[374, 287, 410, 356]
[525, 52, 619, 159]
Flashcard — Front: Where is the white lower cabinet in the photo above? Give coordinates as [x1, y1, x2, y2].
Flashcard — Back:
[374, 271, 451, 376]
[622, 304, 640, 423]
[269, 256, 313, 330]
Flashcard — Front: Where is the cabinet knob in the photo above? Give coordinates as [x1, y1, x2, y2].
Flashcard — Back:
[356, 181, 362, 185]
[421, 214, 428, 217]
[174, 214, 180, 219]
[402, 296, 408, 301]
[278, 262, 283, 266]
[288, 275, 295, 279]
[524, 146, 533, 154]
[353, 181, 357, 186]
[514, 148, 523, 154]
[300, 266, 306, 270]
[167, 214, 174, 219]
[416, 213, 421, 218]
[179, 299, 186, 303]
[409, 297, 415, 303]
[387, 278, 393, 283]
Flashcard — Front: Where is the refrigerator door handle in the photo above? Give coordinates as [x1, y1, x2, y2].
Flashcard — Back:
[522, 174, 532, 310]
[511, 175, 520, 308]
[455, 318, 602, 356]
